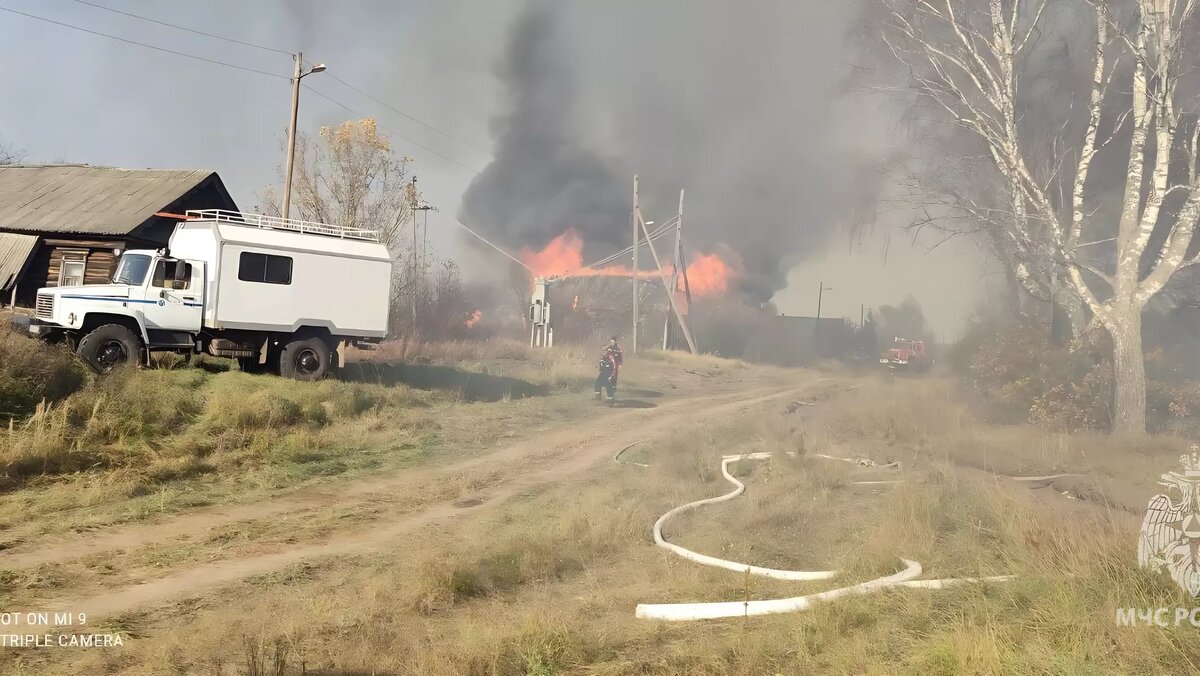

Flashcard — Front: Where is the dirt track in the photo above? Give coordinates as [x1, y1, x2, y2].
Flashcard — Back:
[10, 381, 820, 622]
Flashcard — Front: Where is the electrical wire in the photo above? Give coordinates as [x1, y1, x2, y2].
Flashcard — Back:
[0, 4, 287, 79]
[63, 0, 493, 172]
[68, 0, 291, 55]
[586, 219, 672, 268]
[302, 85, 487, 175]
[584, 219, 675, 269]
[323, 72, 494, 157]
[298, 85, 526, 269]
[8, 1, 530, 273]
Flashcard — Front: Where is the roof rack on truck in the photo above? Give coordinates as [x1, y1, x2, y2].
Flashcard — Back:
[183, 209, 380, 242]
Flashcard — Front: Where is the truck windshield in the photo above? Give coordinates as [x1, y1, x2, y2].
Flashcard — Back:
[113, 254, 152, 285]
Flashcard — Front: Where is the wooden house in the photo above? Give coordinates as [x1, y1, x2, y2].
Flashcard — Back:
[0, 164, 237, 306]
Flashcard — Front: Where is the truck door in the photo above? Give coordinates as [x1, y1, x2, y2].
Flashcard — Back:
[145, 258, 203, 333]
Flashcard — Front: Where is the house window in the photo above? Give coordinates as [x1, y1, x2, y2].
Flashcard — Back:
[59, 252, 86, 287]
[152, 260, 193, 290]
[237, 252, 292, 285]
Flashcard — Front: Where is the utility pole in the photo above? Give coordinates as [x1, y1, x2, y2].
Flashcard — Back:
[638, 208, 697, 354]
[663, 189, 685, 350]
[632, 174, 639, 353]
[281, 52, 325, 221]
[815, 281, 831, 339]
[407, 176, 420, 331]
[816, 281, 831, 321]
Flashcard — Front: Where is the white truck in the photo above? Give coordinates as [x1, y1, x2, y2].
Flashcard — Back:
[12, 210, 392, 380]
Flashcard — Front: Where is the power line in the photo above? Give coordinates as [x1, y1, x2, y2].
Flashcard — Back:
[302, 84, 487, 174]
[585, 219, 675, 269]
[6, 1, 520, 266]
[444, 215, 533, 272]
[68, 0, 491, 165]
[322, 73, 494, 157]
[53, 0, 492, 177]
[294, 84, 527, 270]
[68, 0, 291, 55]
[0, 4, 287, 79]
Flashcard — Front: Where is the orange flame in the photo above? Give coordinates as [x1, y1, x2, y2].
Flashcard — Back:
[465, 310, 482, 329]
[681, 253, 735, 298]
[521, 229, 655, 280]
[521, 229, 738, 298]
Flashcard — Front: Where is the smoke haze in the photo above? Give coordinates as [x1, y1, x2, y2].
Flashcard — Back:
[461, 0, 869, 301]
[0, 0, 987, 332]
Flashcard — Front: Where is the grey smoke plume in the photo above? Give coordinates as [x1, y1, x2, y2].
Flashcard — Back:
[459, 3, 626, 262]
[460, 0, 868, 301]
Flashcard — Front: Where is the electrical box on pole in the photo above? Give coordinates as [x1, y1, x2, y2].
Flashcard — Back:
[529, 277, 553, 348]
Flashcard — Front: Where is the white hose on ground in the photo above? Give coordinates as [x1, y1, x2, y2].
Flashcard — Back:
[637, 453, 1012, 621]
[636, 558, 923, 620]
[651, 452, 838, 581]
[1006, 473, 1084, 482]
[812, 453, 1083, 484]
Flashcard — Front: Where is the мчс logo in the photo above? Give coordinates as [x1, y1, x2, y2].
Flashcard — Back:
[1139, 451, 1200, 597]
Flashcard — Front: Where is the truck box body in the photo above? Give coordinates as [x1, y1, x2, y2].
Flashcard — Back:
[169, 215, 391, 338]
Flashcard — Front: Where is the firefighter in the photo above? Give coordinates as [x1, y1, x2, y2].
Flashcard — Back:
[594, 335, 624, 402]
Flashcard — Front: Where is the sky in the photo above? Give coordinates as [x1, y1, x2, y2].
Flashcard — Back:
[0, 0, 985, 336]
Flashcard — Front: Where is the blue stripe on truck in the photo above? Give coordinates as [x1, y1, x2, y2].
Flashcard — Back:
[61, 295, 202, 307]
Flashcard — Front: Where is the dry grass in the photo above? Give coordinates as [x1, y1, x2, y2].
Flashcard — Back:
[18, 372, 1190, 672]
[12, 357, 1187, 673]
[0, 321, 89, 420]
[0, 366, 432, 495]
[348, 337, 595, 393]
[36, 376, 1187, 675]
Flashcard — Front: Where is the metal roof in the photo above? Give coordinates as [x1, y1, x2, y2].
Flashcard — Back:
[0, 165, 227, 236]
[0, 232, 38, 292]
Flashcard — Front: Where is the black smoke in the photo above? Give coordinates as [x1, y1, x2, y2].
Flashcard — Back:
[460, 0, 869, 301]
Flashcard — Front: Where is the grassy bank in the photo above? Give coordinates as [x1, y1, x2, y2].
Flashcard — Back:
[17, 376, 1195, 674]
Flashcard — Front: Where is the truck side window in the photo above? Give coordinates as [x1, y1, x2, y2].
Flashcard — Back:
[151, 260, 192, 290]
[238, 252, 293, 285]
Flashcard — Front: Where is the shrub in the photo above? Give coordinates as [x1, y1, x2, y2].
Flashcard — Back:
[960, 316, 1112, 430]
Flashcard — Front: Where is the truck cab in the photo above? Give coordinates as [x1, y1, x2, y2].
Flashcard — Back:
[879, 337, 932, 371]
[23, 250, 207, 371]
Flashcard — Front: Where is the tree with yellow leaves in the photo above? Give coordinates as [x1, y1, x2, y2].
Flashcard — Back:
[262, 118, 415, 249]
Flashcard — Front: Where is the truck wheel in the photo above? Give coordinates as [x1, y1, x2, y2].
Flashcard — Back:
[279, 337, 331, 381]
[77, 324, 141, 373]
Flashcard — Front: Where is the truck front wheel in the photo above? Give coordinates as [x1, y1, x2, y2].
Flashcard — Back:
[279, 337, 331, 381]
[77, 324, 141, 373]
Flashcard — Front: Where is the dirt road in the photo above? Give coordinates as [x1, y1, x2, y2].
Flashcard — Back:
[10, 380, 822, 622]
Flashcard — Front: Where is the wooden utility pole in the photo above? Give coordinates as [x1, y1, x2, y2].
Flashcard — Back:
[632, 175, 639, 353]
[407, 176, 421, 331]
[663, 189, 684, 350]
[638, 208, 697, 354]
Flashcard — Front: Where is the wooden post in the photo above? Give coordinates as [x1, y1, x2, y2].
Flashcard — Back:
[639, 209, 697, 354]
[632, 175, 639, 353]
[663, 189, 684, 350]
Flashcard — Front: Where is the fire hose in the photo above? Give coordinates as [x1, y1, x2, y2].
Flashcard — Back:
[632, 453, 1012, 621]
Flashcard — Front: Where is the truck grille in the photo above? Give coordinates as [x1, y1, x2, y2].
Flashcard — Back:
[35, 294, 53, 319]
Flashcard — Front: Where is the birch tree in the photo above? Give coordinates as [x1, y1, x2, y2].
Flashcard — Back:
[884, 0, 1200, 433]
